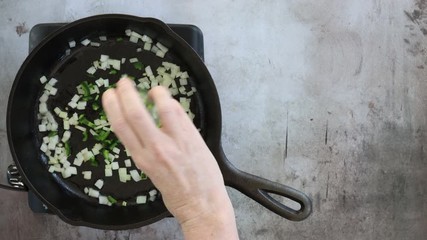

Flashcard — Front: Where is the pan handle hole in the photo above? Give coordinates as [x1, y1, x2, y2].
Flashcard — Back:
[268, 193, 302, 211]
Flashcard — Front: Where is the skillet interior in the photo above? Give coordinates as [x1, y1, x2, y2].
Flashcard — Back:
[36, 27, 204, 203]
[7, 14, 222, 229]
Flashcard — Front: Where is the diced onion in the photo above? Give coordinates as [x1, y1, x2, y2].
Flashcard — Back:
[54, 165, 62, 172]
[90, 42, 101, 47]
[143, 42, 151, 51]
[62, 131, 71, 142]
[136, 195, 147, 204]
[49, 87, 58, 95]
[95, 78, 104, 87]
[151, 45, 160, 54]
[73, 157, 83, 167]
[39, 93, 48, 103]
[89, 129, 98, 136]
[38, 124, 47, 132]
[130, 31, 143, 39]
[108, 59, 121, 70]
[100, 55, 109, 62]
[62, 120, 69, 130]
[62, 166, 77, 178]
[129, 35, 138, 43]
[125, 149, 131, 157]
[118, 168, 127, 183]
[76, 101, 87, 110]
[141, 35, 152, 43]
[111, 162, 119, 170]
[40, 76, 48, 84]
[130, 170, 142, 182]
[149, 189, 157, 197]
[81, 39, 91, 46]
[57, 112, 67, 120]
[39, 103, 48, 114]
[40, 143, 48, 152]
[124, 159, 132, 167]
[87, 66, 97, 75]
[179, 78, 188, 86]
[145, 66, 153, 76]
[69, 40, 76, 48]
[112, 147, 120, 154]
[45, 84, 53, 91]
[156, 51, 165, 58]
[71, 94, 81, 102]
[68, 101, 77, 109]
[179, 86, 186, 94]
[62, 160, 71, 168]
[99, 195, 109, 205]
[95, 179, 104, 189]
[75, 126, 87, 132]
[105, 168, 113, 177]
[82, 171, 92, 180]
[156, 42, 168, 53]
[88, 188, 100, 198]
[181, 71, 189, 79]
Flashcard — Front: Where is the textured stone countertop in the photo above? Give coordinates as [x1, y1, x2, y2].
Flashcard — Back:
[1, 1, 426, 239]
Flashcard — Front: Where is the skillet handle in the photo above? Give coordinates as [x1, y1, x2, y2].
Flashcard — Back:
[217, 148, 312, 221]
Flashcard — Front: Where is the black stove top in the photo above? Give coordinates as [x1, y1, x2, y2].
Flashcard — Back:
[28, 22, 204, 213]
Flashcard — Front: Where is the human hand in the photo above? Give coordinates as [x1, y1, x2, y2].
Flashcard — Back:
[102, 78, 238, 239]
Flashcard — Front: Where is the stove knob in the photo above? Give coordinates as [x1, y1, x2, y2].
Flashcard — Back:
[7, 165, 28, 191]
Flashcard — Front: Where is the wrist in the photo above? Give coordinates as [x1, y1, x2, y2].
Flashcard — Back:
[177, 189, 239, 239]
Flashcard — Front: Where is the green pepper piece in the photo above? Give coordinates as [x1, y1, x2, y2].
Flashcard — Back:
[64, 141, 71, 157]
[96, 130, 110, 141]
[102, 149, 110, 160]
[107, 196, 117, 204]
[140, 172, 148, 180]
[48, 131, 57, 137]
[82, 131, 88, 141]
[133, 62, 143, 70]
[81, 81, 91, 97]
[89, 157, 98, 167]
[82, 95, 93, 101]
[79, 117, 96, 128]
[108, 139, 120, 151]
[92, 103, 100, 111]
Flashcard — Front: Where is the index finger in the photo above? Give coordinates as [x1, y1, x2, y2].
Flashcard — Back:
[115, 78, 161, 145]
[148, 86, 194, 138]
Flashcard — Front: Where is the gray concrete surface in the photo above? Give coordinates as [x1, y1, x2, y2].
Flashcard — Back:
[1, 0, 427, 239]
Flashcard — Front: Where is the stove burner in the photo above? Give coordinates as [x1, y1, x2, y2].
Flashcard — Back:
[27, 22, 204, 213]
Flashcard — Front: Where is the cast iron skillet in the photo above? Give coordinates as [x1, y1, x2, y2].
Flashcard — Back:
[7, 14, 312, 230]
